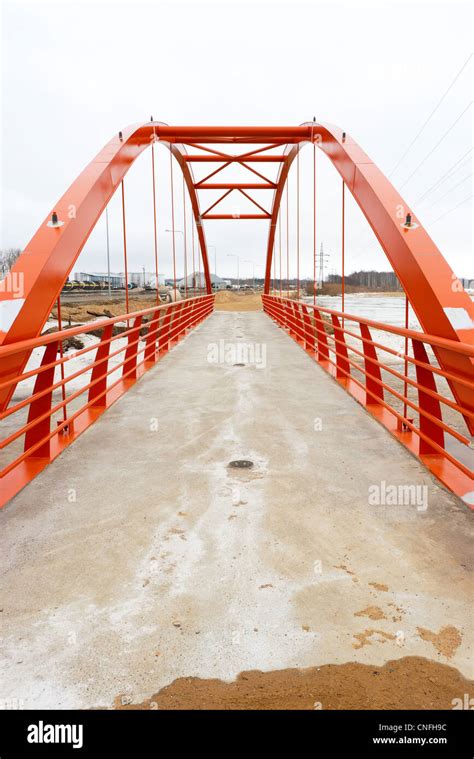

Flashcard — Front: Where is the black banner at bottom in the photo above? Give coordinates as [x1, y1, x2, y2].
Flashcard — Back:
[0, 709, 472, 757]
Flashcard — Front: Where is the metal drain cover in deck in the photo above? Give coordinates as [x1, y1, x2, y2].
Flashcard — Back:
[228, 459, 254, 469]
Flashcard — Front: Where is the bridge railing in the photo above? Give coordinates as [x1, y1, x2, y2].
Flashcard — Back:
[0, 294, 215, 507]
[262, 294, 473, 503]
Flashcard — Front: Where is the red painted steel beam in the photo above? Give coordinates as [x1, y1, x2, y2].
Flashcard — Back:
[202, 214, 271, 220]
[156, 126, 313, 141]
[181, 143, 234, 158]
[197, 183, 276, 190]
[183, 155, 287, 162]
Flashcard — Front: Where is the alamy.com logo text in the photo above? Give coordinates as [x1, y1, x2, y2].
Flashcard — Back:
[207, 340, 267, 368]
[369, 480, 428, 511]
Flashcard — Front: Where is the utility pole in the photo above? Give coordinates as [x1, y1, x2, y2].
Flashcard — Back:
[318, 242, 330, 287]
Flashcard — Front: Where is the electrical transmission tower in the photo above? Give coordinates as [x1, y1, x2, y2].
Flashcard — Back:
[318, 242, 330, 287]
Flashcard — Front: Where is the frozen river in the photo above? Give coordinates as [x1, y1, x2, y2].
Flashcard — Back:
[302, 293, 420, 330]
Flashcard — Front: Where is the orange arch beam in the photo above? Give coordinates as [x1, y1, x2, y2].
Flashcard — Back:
[1, 123, 473, 425]
[0, 122, 212, 345]
[0, 123, 212, 409]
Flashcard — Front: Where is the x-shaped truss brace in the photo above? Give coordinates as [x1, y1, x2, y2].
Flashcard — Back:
[185, 142, 285, 219]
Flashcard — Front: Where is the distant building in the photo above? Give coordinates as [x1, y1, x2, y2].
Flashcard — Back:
[173, 272, 228, 291]
[74, 271, 124, 288]
[74, 271, 160, 288]
[145, 274, 166, 289]
[73, 270, 230, 291]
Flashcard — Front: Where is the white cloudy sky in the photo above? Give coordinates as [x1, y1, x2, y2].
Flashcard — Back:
[1, 0, 472, 283]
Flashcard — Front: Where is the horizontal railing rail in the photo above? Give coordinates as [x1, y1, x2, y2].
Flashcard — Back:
[262, 294, 473, 505]
[0, 294, 215, 507]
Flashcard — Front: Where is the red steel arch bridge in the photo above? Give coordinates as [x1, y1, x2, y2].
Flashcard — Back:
[0, 122, 473, 507]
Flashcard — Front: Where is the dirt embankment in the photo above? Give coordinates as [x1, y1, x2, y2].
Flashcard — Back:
[50, 295, 162, 325]
[114, 656, 473, 710]
[50, 290, 264, 324]
[214, 290, 263, 311]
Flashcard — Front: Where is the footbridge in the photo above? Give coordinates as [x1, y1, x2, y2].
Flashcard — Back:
[1, 122, 472, 505]
[0, 122, 472, 708]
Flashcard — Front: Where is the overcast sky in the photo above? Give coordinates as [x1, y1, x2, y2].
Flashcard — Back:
[1, 0, 472, 282]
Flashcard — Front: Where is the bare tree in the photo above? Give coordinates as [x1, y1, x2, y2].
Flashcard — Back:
[0, 248, 21, 276]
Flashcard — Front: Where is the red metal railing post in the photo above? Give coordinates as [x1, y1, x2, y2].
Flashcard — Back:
[195, 299, 205, 325]
[158, 305, 173, 354]
[293, 302, 303, 342]
[313, 307, 330, 361]
[292, 302, 305, 345]
[188, 299, 198, 328]
[283, 300, 293, 333]
[330, 313, 350, 380]
[122, 315, 143, 380]
[88, 324, 113, 407]
[170, 301, 185, 343]
[301, 303, 315, 352]
[262, 294, 270, 318]
[182, 300, 192, 333]
[412, 339, 445, 454]
[360, 323, 384, 405]
[204, 298, 211, 321]
[24, 341, 59, 458]
[205, 296, 214, 320]
[144, 309, 161, 364]
[269, 297, 280, 326]
[56, 296, 68, 423]
[183, 299, 194, 333]
[285, 301, 295, 336]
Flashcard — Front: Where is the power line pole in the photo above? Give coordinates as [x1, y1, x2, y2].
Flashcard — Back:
[318, 242, 330, 287]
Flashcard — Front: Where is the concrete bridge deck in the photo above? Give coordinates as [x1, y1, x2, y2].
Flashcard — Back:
[0, 311, 472, 709]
